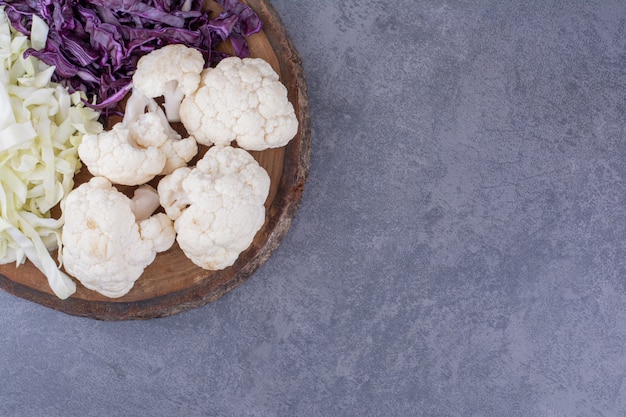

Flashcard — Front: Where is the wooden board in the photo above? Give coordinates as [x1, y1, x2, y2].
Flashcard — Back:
[0, 0, 311, 320]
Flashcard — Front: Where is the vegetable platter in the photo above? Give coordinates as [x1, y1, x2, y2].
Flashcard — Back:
[0, 0, 310, 320]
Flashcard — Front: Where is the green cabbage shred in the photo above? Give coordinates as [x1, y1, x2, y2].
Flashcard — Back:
[0, 7, 102, 299]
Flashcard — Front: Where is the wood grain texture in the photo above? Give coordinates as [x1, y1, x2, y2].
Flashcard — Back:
[0, 0, 311, 320]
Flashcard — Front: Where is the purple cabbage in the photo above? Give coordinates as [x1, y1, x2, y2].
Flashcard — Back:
[0, 0, 262, 114]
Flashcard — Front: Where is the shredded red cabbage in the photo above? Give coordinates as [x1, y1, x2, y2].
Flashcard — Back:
[0, 0, 262, 114]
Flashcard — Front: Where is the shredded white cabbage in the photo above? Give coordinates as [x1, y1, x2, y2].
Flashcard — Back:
[0, 8, 102, 299]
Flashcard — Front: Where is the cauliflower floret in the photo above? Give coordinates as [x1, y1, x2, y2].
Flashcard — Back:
[78, 113, 168, 185]
[61, 177, 175, 298]
[78, 89, 198, 185]
[158, 133, 198, 176]
[158, 145, 270, 270]
[179, 57, 298, 151]
[157, 166, 192, 221]
[139, 213, 178, 253]
[132, 44, 205, 122]
[127, 89, 198, 176]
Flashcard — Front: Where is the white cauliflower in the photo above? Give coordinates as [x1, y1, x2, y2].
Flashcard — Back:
[179, 57, 298, 151]
[61, 177, 175, 298]
[78, 89, 197, 185]
[77, 113, 167, 186]
[132, 44, 205, 122]
[158, 145, 270, 270]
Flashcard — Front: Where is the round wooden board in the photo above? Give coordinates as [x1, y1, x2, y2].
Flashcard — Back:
[0, 0, 311, 320]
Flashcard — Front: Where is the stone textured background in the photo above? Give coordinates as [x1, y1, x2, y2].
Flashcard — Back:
[2, 1, 626, 416]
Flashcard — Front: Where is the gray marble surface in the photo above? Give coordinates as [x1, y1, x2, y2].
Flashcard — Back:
[2, 1, 626, 416]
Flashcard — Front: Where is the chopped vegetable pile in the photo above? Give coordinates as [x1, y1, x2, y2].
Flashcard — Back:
[0, 0, 262, 113]
[0, 7, 102, 299]
[0, 1, 299, 300]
